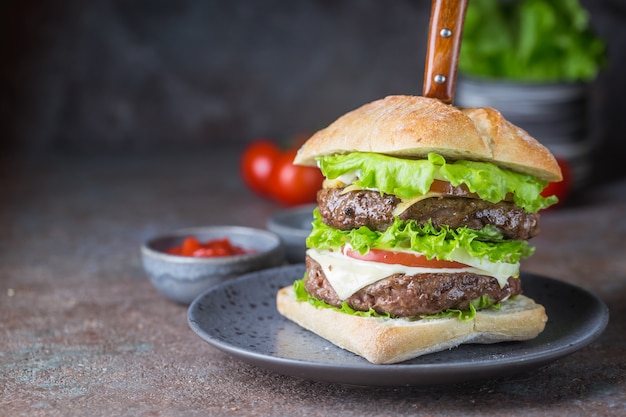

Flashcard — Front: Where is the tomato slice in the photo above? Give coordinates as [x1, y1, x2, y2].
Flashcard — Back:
[343, 247, 467, 268]
[428, 179, 475, 197]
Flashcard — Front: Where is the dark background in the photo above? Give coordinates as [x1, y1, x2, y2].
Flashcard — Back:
[1, 0, 625, 185]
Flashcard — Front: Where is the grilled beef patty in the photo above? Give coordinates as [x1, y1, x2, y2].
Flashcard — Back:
[317, 188, 540, 240]
[303, 256, 522, 317]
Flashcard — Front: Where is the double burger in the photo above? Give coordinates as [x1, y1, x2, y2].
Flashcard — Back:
[276, 95, 562, 364]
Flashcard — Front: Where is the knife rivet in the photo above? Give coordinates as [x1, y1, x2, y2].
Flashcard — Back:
[440, 28, 452, 38]
[434, 74, 446, 84]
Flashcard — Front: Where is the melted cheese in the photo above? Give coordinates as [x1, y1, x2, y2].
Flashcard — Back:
[323, 171, 360, 189]
[307, 248, 519, 300]
[392, 192, 443, 216]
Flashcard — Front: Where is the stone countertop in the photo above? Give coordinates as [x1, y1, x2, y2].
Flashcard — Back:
[1, 151, 625, 417]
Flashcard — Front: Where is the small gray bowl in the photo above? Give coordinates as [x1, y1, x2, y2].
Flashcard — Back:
[141, 226, 285, 304]
[266, 204, 315, 263]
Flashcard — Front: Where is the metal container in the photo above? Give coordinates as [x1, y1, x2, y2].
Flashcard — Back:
[455, 76, 592, 189]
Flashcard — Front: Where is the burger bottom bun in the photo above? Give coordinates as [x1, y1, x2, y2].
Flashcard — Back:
[276, 286, 547, 365]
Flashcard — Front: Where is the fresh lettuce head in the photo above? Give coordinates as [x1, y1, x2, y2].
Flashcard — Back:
[318, 152, 557, 213]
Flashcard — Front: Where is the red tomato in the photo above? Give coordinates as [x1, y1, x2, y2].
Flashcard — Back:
[181, 236, 202, 256]
[541, 157, 573, 209]
[240, 140, 281, 196]
[166, 237, 249, 258]
[343, 248, 467, 268]
[429, 179, 475, 197]
[268, 149, 324, 207]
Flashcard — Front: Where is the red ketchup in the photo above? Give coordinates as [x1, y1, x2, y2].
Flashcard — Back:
[166, 237, 250, 258]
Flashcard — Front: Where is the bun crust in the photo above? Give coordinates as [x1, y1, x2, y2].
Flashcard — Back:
[276, 285, 547, 365]
[294, 95, 562, 182]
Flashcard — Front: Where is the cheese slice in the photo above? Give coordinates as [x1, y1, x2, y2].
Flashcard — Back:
[392, 192, 443, 216]
[307, 248, 519, 300]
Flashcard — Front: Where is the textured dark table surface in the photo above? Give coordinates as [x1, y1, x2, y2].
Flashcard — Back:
[1, 151, 625, 417]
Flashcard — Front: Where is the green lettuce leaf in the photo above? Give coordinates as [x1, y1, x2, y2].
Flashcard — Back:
[306, 209, 534, 264]
[422, 294, 502, 321]
[458, 0, 606, 82]
[294, 278, 391, 318]
[318, 152, 557, 213]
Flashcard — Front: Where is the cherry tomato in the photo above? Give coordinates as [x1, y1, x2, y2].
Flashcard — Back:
[240, 137, 323, 206]
[240, 140, 280, 197]
[343, 248, 467, 268]
[268, 149, 324, 207]
[541, 157, 573, 209]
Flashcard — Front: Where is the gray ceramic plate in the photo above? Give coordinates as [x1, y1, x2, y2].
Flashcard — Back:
[187, 264, 609, 386]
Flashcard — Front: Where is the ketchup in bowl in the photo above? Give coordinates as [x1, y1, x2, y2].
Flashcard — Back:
[166, 237, 252, 258]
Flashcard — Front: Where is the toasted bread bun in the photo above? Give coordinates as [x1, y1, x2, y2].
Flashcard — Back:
[276, 285, 547, 364]
[294, 95, 562, 182]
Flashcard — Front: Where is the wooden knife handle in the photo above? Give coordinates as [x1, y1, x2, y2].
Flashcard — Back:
[423, 0, 469, 104]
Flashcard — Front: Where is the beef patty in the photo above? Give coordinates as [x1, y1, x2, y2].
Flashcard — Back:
[304, 256, 522, 317]
[317, 188, 540, 240]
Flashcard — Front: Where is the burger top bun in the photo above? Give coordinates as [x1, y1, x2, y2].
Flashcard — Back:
[294, 95, 562, 182]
